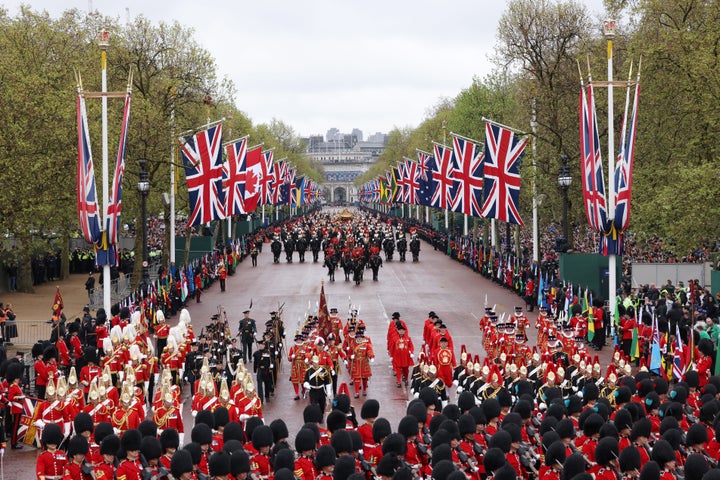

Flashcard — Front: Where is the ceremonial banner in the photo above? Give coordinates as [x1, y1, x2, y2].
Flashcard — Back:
[18, 396, 42, 446]
[318, 282, 331, 340]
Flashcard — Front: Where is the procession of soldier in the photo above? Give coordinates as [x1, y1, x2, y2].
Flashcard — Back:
[1, 208, 720, 480]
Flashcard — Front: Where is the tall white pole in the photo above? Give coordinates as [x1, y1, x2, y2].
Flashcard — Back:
[605, 19, 617, 322]
[99, 32, 111, 313]
[463, 214, 468, 236]
[531, 95, 539, 263]
[169, 91, 176, 270]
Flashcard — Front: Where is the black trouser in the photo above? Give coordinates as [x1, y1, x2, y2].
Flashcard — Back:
[593, 326, 605, 350]
[10, 411, 20, 447]
[257, 371, 273, 400]
[251, 255, 258, 267]
[220, 279, 226, 292]
[309, 387, 327, 413]
[242, 340, 253, 363]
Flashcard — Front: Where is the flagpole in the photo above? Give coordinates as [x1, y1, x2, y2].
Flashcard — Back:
[531, 92, 539, 263]
[99, 30, 112, 314]
[170, 88, 176, 271]
[604, 19, 618, 327]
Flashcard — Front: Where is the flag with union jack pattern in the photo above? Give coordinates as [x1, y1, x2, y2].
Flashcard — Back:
[105, 90, 132, 245]
[180, 124, 226, 225]
[579, 82, 608, 233]
[480, 122, 528, 226]
[272, 159, 288, 206]
[416, 150, 435, 207]
[430, 143, 455, 210]
[613, 78, 640, 234]
[449, 134, 484, 217]
[18, 396, 42, 446]
[76, 92, 102, 244]
[258, 149, 275, 206]
[403, 158, 421, 205]
[223, 136, 252, 215]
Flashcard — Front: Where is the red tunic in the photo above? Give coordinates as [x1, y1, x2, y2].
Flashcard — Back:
[93, 461, 115, 480]
[389, 336, 414, 368]
[351, 341, 374, 379]
[433, 347, 456, 386]
[250, 453, 273, 479]
[36, 449, 67, 480]
[63, 461, 93, 480]
[115, 459, 143, 480]
[294, 456, 316, 480]
[153, 405, 184, 433]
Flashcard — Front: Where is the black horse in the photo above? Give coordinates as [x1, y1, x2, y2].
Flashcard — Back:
[352, 257, 365, 285]
[410, 237, 420, 263]
[310, 236, 321, 263]
[341, 254, 353, 282]
[296, 236, 308, 263]
[271, 238, 282, 264]
[324, 255, 338, 282]
[368, 253, 382, 281]
[284, 237, 295, 263]
[383, 237, 395, 261]
[397, 237, 407, 262]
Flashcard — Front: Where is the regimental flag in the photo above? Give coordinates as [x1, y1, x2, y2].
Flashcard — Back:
[318, 281, 331, 340]
[579, 81, 608, 233]
[403, 159, 421, 205]
[613, 76, 640, 233]
[258, 149, 275, 206]
[649, 313, 663, 375]
[480, 121, 528, 226]
[223, 136, 252, 215]
[584, 289, 595, 342]
[18, 396, 42, 446]
[672, 324, 685, 380]
[449, 134, 484, 217]
[106, 90, 132, 246]
[430, 143, 455, 210]
[180, 124, 226, 225]
[53, 286, 64, 313]
[416, 150, 435, 207]
[76, 92, 102, 245]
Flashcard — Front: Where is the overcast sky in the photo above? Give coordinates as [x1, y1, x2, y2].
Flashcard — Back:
[3, 0, 608, 139]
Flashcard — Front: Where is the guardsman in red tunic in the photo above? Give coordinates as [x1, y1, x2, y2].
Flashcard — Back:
[350, 329, 374, 398]
[314, 445, 336, 480]
[237, 382, 263, 420]
[79, 349, 101, 395]
[535, 305, 553, 348]
[537, 441, 565, 480]
[111, 388, 141, 435]
[154, 311, 170, 358]
[294, 428, 317, 480]
[323, 334, 346, 397]
[63, 435, 93, 480]
[432, 336, 455, 388]
[116, 429, 143, 480]
[154, 388, 185, 443]
[36, 424, 67, 480]
[389, 323, 414, 387]
[250, 426, 274, 479]
[218, 262, 227, 292]
[329, 308, 344, 342]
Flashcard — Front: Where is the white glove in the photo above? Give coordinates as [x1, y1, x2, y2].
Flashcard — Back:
[304, 358, 309, 364]
[114, 427, 120, 435]
[410, 353, 415, 359]
[34, 420, 46, 428]
[179, 433, 185, 446]
[351, 355, 355, 360]
[331, 370, 336, 376]
[453, 380, 459, 387]
[303, 382, 311, 389]
[457, 386, 464, 393]
[370, 358, 375, 364]
[63, 423, 71, 437]
[291, 354, 296, 359]
[191, 410, 197, 417]
[344, 361, 349, 366]
[128, 361, 133, 367]
[239, 414, 251, 421]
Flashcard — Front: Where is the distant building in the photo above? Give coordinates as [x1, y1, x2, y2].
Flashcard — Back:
[304, 128, 388, 203]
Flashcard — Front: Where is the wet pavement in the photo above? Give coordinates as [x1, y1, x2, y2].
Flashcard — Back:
[5, 210, 613, 473]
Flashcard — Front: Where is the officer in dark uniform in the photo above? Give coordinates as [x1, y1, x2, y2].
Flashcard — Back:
[238, 310, 256, 363]
[252, 340, 274, 402]
[303, 354, 331, 413]
[183, 343, 202, 397]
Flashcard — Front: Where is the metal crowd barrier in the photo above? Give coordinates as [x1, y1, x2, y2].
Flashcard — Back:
[2, 319, 51, 347]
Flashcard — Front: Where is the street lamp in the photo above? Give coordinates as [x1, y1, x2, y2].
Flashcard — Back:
[138, 159, 150, 290]
[557, 154, 573, 244]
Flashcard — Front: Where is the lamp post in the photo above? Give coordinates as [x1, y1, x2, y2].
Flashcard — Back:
[138, 159, 150, 290]
[558, 154, 572, 244]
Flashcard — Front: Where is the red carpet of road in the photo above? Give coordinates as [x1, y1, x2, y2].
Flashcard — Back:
[3, 213, 614, 473]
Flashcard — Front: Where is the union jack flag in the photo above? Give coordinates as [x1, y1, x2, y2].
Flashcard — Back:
[613, 80, 640, 233]
[403, 159, 421, 205]
[106, 91, 132, 245]
[396, 161, 408, 204]
[223, 136, 254, 215]
[258, 149, 275, 206]
[180, 124, 226, 226]
[285, 166, 297, 205]
[579, 82, 608, 233]
[430, 143, 455, 210]
[480, 122, 528, 226]
[76, 93, 102, 244]
[449, 134, 484, 217]
[271, 159, 288, 205]
[672, 324, 685, 381]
